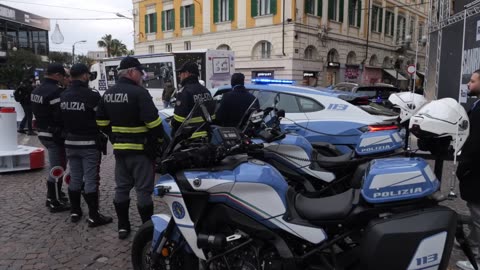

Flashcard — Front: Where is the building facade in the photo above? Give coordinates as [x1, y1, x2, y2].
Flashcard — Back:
[0, 4, 50, 63]
[133, 0, 428, 88]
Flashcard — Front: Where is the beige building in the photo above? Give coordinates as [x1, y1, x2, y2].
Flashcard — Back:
[132, 0, 428, 88]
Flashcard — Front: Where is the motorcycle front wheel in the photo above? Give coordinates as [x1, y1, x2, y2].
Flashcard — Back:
[132, 220, 199, 270]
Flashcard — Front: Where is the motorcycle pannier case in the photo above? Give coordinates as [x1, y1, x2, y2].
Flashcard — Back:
[359, 206, 456, 270]
[361, 157, 440, 204]
[355, 129, 404, 156]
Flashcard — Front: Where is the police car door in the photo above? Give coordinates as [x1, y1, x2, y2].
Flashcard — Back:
[254, 91, 309, 136]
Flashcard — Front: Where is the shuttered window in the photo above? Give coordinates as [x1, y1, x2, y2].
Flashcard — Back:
[371, 5, 383, 32]
[348, 0, 361, 27]
[181, 5, 195, 28]
[251, 0, 276, 16]
[328, 0, 344, 22]
[385, 11, 394, 36]
[162, 9, 175, 31]
[305, 0, 322, 16]
[214, 0, 235, 22]
[144, 13, 157, 33]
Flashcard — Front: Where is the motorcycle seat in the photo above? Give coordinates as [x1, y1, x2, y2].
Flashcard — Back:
[312, 150, 354, 169]
[295, 189, 355, 221]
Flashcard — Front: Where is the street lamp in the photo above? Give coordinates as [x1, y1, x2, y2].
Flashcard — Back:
[116, 13, 133, 20]
[72, 40, 86, 65]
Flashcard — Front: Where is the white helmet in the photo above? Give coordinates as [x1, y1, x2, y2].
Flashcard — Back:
[388, 92, 427, 123]
[409, 98, 469, 155]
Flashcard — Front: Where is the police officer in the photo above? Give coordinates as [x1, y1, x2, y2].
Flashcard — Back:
[216, 73, 259, 127]
[31, 63, 70, 213]
[60, 64, 113, 227]
[96, 56, 166, 239]
[171, 61, 213, 137]
[15, 77, 36, 135]
[456, 69, 480, 270]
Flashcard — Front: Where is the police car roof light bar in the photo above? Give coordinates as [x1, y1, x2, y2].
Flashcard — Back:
[252, 79, 295, 85]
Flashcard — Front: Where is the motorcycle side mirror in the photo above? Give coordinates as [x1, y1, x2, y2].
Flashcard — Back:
[277, 109, 285, 118]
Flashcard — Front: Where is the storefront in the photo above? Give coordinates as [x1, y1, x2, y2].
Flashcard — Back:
[252, 70, 274, 79]
[302, 71, 319, 86]
[0, 4, 50, 62]
[325, 62, 340, 86]
[362, 66, 383, 85]
[382, 69, 408, 88]
[344, 65, 360, 82]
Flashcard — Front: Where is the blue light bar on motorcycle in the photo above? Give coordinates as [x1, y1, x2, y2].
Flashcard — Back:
[252, 79, 295, 85]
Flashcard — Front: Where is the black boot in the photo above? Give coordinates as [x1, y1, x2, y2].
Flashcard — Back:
[84, 192, 113, 228]
[57, 180, 69, 203]
[46, 182, 70, 213]
[137, 204, 154, 224]
[114, 200, 131, 239]
[68, 189, 83, 223]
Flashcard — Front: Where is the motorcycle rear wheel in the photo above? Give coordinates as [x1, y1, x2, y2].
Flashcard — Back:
[132, 220, 199, 270]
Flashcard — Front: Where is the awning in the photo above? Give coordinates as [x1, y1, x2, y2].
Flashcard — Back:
[417, 71, 425, 77]
[383, 69, 408, 81]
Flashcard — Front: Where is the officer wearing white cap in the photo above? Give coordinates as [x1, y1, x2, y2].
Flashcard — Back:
[96, 56, 166, 239]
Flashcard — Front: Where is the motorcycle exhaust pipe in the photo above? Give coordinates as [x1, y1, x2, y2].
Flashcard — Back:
[197, 234, 226, 249]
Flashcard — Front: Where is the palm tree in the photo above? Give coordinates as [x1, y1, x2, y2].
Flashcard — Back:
[110, 39, 128, 57]
[97, 34, 113, 57]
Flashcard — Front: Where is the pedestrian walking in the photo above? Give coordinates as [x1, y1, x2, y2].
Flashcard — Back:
[161, 79, 175, 108]
[96, 56, 166, 239]
[15, 77, 36, 135]
[60, 63, 112, 227]
[31, 63, 70, 213]
[456, 69, 480, 270]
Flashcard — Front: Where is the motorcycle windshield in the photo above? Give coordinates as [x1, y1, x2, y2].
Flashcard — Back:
[164, 100, 217, 157]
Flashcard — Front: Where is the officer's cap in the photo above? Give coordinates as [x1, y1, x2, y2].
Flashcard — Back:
[70, 63, 91, 77]
[176, 61, 199, 75]
[118, 56, 144, 71]
[47, 63, 66, 76]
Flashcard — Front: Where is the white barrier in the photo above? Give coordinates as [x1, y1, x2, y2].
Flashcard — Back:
[0, 90, 25, 121]
[0, 107, 17, 151]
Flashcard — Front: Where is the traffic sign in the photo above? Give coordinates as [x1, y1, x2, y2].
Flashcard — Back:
[407, 65, 416, 75]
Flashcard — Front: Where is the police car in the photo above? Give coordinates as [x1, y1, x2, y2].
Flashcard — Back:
[160, 79, 399, 153]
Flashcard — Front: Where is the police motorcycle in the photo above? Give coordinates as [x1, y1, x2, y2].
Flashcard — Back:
[132, 100, 460, 270]
[238, 93, 428, 194]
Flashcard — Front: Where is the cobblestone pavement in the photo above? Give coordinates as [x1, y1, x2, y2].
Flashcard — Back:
[0, 134, 472, 269]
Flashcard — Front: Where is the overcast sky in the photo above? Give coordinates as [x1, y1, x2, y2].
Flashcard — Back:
[0, 0, 134, 55]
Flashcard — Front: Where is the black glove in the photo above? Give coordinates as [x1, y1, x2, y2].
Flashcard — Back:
[96, 132, 108, 155]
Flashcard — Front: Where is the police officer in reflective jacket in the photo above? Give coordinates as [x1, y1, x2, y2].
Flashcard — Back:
[171, 61, 213, 138]
[96, 56, 166, 239]
[31, 63, 71, 213]
[60, 64, 113, 227]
